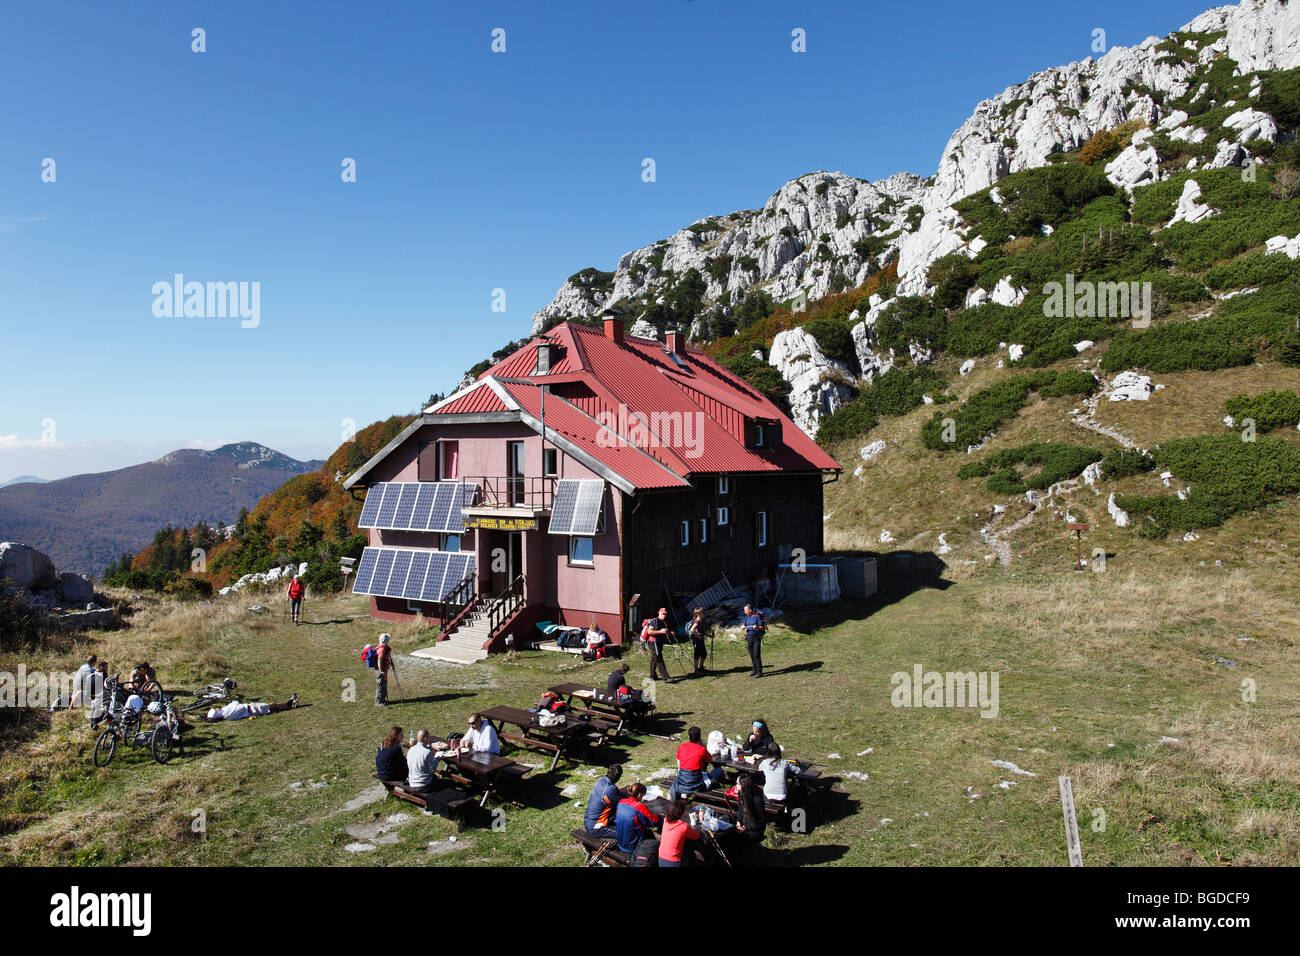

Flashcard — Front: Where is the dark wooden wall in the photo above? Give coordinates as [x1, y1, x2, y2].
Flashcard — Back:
[621, 472, 825, 618]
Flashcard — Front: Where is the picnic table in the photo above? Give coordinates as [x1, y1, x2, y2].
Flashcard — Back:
[548, 683, 647, 735]
[480, 705, 614, 772]
[432, 740, 529, 807]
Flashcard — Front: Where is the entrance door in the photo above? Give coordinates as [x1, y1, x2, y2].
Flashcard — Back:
[506, 440, 525, 506]
[487, 530, 524, 595]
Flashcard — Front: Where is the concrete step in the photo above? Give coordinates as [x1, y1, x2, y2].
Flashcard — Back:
[410, 642, 489, 664]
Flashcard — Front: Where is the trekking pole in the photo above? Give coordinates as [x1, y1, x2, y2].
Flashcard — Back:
[390, 662, 405, 701]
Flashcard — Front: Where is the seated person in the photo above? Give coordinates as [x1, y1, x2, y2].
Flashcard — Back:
[758, 742, 794, 803]
[455, 713, 501, 755]
[658, 800, 701, 867]
[742, 719, 776, 756]
[717, 772, 766, 862]
[406, 729, 444, 795]
[583, 764, 624, 840]
[704, 730, 730, 787]
[614, 782, 660, 853]
[126, 661, 158, 694]
[205, 694, 299, 721]
[606, 662, 632, 697]
[583, 621, 609, 661]
[670, 726, 710, 800]
[375, 726, 406, 781]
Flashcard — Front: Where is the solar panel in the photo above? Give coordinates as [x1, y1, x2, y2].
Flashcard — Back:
[410, 483, 440, 531]
[370, 549, 396, 596]
[385, 550, 413, 598]
[419, 553, 450, 602]
[548, 479, 581, 534]
[357, 484, 387, 528]
[390, 484, 419, 530]
[403, 551, 431, 601]
[426, 483, 455, 532]
[351, 548, 379, 593]
[446, 482, 473, 533]
[572, 481, 604, 535]
[375, 484, 402, 529]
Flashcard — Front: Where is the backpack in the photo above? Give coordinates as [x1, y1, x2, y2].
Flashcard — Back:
[361, 645, 378, 669]
[537, 692, 567, 714]
[630, 836, 660, 867]
[639, 618, 658, 642]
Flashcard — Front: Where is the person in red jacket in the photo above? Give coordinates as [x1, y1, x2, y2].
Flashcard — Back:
[670, 726, 710, 800]
[287, 575, 305, 625]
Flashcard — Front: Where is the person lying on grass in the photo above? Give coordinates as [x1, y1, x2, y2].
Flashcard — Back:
[204, 693, 299, 722]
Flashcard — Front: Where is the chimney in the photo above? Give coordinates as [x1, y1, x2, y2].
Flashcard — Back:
[603, 315, 624, 344]
[535, 340, 559, 374]
[666, 329, 685, 356]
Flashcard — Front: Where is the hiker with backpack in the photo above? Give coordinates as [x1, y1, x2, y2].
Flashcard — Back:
[741, 603, 766, 678]
[642, 608, 672, 682]
[287, 575, 305, 625]
[688, 608, 710, 674]
[362, 633, 397, 706]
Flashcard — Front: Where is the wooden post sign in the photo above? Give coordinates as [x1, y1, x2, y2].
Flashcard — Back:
[1059, 775, 1084, 867]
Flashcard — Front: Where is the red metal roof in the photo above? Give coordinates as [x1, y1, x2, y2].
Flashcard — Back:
[445, 321, 841, 490]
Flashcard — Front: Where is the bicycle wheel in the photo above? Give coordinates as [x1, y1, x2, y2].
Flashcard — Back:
[93, 729, 117, 767]
[138, 680, 164, 707]
[150, 726, 173, 765]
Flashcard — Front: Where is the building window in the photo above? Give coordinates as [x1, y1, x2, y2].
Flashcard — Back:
[440, 441, 459, 479]
[755, 424, 766, 448]
[756, 511, 769, 548]
[569, 536, 594, 566]
[680, 520, 691, 547]
[717, 506, 729, 527]
[718, 475, 730, 495]
[542, 448, 558, 477]
[699, 518, 708, 544]
[442, 533, 461, 552]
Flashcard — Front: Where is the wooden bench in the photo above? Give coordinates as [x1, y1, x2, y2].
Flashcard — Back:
[373, 775, 475, 819]
[571, 828, 632, 867]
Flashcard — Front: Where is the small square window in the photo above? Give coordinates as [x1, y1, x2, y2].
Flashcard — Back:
[543, 448, 558, 478]
[717, 506, 729, 526]
[680, 520, 691, 547]
[699, 518, 708, 544]
[569, 536, 594, 566]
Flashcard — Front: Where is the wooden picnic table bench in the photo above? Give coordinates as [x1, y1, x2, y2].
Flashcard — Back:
[571, 828, 632, 867]
[372, 775, 475, 819]
[481, 704, 610, 773]
[547, 683, 646, 735]
[431, 741, 531, 807]
[683, 786, 791, 827]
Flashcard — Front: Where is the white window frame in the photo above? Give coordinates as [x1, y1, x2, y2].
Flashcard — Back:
[542, 447, 558, 478]
[680, 520, 691, 547]
[717, 506, 729, 527]
[569, 535, 595, 567]
[756, 511, 768, 547]
[754, 424, 766, 448]
[699, 518, 708, 544]
[717, 475, 730, 495]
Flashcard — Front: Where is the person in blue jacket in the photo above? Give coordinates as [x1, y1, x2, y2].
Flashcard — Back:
[583, 764, 625, 840]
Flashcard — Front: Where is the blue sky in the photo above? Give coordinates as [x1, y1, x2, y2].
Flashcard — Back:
[0, 0, 1213, 481]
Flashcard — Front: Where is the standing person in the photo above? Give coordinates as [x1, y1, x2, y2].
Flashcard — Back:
[741, 603, 766, 678]
[583, 764, 624, 840]
[688, 609, 710, 674]
[376, 726, 406, 781]
[644, 608, 672, 682]
[287, 574, 305, 625]
[374, 633, 394, 707]
[658, 800, 701, 867]
[671, 726, 710, 800]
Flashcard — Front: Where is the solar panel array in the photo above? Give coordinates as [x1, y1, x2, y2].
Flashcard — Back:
[357, 482, 475, 532]
[547, 479, 604, 535]
[351, 547, 476, 602]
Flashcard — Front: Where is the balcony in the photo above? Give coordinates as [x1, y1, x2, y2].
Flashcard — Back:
[460, 475, 555, 530]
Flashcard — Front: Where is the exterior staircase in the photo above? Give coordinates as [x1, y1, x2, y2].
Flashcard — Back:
[410, 596, 503, 664]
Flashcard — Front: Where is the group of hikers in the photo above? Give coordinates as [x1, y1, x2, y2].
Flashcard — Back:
[640, 602, 767, 681]
[374, 714, 502, 799]
[580, 721, 781, 867]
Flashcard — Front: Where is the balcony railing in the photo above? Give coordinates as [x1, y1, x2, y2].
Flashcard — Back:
[463, 475, 556, 511]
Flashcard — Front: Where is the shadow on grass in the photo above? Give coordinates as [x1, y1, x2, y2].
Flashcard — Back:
[756, 842, 851, 866]
[780, 549, 952, 635]
[299, 618, 358, 627]
[386, 692, 476, 706]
